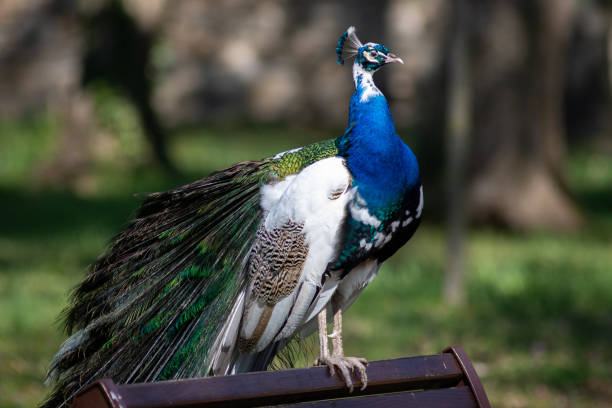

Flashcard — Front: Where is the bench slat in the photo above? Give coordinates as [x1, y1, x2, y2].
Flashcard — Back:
[116, 354, 461, 408]
[277, 387, 477, 408]
[72, 345, 490, 408]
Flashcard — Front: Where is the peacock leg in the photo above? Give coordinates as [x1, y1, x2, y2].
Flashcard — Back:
[314, 308, 368, 392]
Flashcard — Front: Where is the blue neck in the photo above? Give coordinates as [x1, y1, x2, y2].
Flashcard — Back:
[337, 65, 420, 210]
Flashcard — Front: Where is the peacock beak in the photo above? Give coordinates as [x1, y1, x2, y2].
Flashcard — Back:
[385, 53, 404, 64]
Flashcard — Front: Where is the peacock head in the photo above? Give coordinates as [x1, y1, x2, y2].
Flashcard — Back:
[336, 26, 403, 72]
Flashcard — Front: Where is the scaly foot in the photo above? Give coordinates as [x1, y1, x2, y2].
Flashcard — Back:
[315, 308, 368, 392]
[314, 355, 368, 392]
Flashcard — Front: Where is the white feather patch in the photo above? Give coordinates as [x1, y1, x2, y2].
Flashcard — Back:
[349, 190, 381, 227]
[276, 281, 318, 340]
[251, 290, 298, 351]
[243, 157, 352, 349]
[391, 220, 400, 232]
[259, 175, 296, 213]
[402, 216, 413, 227]
[353, 64, 382, 102]
[209, 290, 245, 375]
[416, 185, 424, 218]
[301, 259, 380, 338]
[374, 231, 392, 248]
[302, 272, 341, 325]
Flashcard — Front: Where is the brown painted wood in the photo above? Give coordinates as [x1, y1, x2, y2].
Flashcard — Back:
[73, 346, 490, 408]
[276, 387, 477, 408]
[444, 345, 492, 408]
[117, 354, 461, 408]
[73, 379, 125, 408]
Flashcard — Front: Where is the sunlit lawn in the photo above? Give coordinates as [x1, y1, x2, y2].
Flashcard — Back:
[1, 116, 611, 407]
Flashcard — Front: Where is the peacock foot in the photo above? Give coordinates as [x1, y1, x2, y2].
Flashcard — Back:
[314, 355, 368, 392]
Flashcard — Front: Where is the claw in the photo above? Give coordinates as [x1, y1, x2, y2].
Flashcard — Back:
[315, 356, 368, 392]
[314, 358, 335, 377]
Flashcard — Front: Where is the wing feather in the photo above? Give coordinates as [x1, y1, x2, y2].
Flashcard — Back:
[237, 157, 351, 359]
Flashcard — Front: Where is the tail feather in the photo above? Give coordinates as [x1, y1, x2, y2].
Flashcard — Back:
[42, 161, 267, 407]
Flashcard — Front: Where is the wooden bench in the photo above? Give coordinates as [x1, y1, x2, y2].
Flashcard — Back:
[73, 344, 490, 408]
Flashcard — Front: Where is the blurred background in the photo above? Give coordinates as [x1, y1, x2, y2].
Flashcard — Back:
[1, 0, 611, 406]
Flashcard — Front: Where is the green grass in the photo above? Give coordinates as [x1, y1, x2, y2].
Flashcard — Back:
[0, 116, 611, 407]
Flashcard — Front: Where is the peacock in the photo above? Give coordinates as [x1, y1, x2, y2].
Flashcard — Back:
[42, 26, 422, 407]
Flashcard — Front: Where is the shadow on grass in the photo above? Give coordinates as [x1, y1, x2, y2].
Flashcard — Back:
[0, 187, 136, 238]
[577, 186, 612, 239]
[0, 169, 211, 240]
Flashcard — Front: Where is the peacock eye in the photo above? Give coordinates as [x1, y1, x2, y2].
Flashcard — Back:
[370, 51, 378, 57]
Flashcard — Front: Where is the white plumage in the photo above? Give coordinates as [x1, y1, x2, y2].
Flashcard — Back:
[211, 157, 359, 373]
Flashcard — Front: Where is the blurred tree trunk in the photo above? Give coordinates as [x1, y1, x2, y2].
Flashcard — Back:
[444, 0, 472, 305]
[35, 0, 175, 187]
[467, 0, 582, 231]
[82, 0, 175, 173]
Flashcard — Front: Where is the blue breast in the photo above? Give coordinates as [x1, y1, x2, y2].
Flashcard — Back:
[337, 81, 420, 212]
